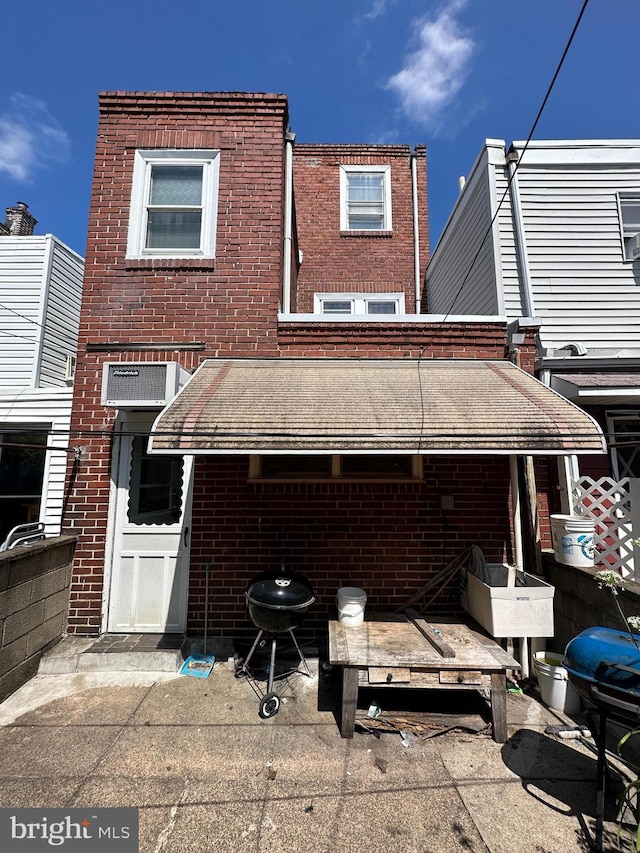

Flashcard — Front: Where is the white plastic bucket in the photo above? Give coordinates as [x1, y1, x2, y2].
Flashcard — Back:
[550, 514, 595, 567]
[337, 587, 367, 627]
[533, 651, 581, 714]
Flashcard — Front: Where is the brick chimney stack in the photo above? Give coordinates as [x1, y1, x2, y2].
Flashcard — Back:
[1, 202, 37, 236]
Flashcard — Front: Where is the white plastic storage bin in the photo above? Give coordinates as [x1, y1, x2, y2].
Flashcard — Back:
[461, 564, 555, 638]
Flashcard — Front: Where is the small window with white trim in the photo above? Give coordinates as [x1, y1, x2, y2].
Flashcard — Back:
[314, 293, 405, 316]
[618, 193, 640, 261]
[127, 149, 220, 259]
[340, 166, 391, 231]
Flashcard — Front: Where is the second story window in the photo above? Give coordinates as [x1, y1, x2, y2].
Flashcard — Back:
[618, 193, 640, 261]
[314, 293, 405, 315]
[127, 149, 220, 260]
[340, 166, 391, 232]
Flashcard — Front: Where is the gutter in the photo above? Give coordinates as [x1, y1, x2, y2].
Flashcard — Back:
[282, 129, 296, 314]
[506, 146, 536, 320]
[410, 148, 421, 314]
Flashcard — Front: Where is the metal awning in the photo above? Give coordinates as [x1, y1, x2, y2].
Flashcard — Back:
[148, 358, 606, 455]
[551, 372, 640, 405]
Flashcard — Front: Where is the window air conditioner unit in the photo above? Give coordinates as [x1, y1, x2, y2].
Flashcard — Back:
[632, 233, 640, 260]
[101, 362, 190, 408]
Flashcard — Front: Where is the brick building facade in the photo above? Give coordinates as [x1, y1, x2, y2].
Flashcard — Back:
[63, 91, 601, 640]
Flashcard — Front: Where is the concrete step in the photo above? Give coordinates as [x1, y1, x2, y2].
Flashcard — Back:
[39, 635, 186, 674]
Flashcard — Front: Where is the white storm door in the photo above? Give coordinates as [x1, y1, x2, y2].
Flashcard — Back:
[108, 415, 193, 633]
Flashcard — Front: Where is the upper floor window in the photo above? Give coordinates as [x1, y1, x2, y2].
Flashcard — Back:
[618, 193, 640, 261]
[127, 149, 220, 259]
[314, 292, 405, 316]
[340, 166, 391, 231]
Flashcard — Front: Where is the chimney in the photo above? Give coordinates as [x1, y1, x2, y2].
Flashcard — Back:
[3, 202, 37, 236]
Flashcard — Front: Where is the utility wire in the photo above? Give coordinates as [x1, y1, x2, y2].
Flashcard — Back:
[437, 0, 591, 324]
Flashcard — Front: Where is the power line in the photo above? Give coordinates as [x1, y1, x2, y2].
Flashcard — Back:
[436, 0, 591, 324]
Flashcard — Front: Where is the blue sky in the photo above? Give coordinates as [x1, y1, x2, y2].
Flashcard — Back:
[0, 0, 636, 257]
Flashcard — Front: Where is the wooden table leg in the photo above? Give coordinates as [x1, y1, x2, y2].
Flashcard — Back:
[340, 666, 359, 738]
[490, 671, 508, 743]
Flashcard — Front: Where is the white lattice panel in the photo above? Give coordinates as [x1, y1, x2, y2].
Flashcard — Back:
[571, 476, 635, 579]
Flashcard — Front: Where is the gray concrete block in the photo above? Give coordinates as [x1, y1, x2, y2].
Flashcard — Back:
[0, 655, 40, 704]
[0, 582, 33, 620]
[3, 600, 46, 644]
[43, 589, 71, 622]
[32, 566, 68, 602]
[27, 613, 65, 657]
[0, 635, 28, 678]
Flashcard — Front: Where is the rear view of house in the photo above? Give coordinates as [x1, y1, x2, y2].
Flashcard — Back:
[63, 94, 603, 645]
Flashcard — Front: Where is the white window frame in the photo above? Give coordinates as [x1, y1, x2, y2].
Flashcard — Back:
[606, 410, 640, 479]
[313, 292, 405, 316]
[617, 193, 640, 262]
[127, 149, 220, 260]
[339, 165, 392, 232]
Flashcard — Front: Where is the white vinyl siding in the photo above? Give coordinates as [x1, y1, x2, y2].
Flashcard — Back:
[427, 139, 640, 352]
[426, 162, 501, 315]
[0, 236, 84, 390]
[511, 165, 640, 350]
[38, 240, 84, 386]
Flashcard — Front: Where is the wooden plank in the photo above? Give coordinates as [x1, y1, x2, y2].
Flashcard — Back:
[368, 667, 411, 684]
[328, 620, 513, 671]
[439, 670, 483, 685]
[340, 667, 359, 739]
[405, 609, 456, 658]
[490, 671, 508, 744]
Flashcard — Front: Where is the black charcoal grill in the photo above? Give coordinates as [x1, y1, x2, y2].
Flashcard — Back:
[563, 627, 640, 853]
[236, 572, 315, 718]
[564, 626, 640, 721]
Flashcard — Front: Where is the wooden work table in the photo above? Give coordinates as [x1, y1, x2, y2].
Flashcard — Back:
[328, 618, 520, 743]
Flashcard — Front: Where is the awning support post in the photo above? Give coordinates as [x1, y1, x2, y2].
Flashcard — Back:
[510, 454, 529, 678]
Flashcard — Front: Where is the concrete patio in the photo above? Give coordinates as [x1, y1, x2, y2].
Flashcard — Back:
[0, 637, 636, 852]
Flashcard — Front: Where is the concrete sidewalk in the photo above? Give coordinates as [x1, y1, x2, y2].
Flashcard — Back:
[0, 647, 634, 852]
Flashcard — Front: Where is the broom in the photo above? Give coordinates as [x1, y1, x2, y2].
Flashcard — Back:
[180, 563, 215, 678]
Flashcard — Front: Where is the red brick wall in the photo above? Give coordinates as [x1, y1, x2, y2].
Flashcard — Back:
[66, 92, 290, 633]
[188, 455, 514, 641]
[292, 144, 428, 314]
[64, 91, 533, 637]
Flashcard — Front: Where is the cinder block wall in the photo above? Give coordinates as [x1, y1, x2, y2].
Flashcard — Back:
[0, 536, 76, 701]
[544, 554, 640, 653]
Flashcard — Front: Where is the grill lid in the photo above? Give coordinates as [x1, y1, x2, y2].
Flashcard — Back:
[246, 576, 315, 611]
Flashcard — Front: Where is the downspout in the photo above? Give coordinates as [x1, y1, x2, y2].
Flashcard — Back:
[410, 148, 421, 315]
[282, 129, 296, 314]
[506, 146, 535, 319]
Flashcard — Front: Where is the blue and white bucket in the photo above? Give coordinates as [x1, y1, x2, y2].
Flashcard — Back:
[550, 515, 595, 568]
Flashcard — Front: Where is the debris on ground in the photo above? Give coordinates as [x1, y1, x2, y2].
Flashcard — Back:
[355, 713, 490, 740]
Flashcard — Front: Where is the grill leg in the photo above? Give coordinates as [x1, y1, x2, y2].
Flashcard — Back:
[594, 711, 606, 853]
[289, 628, 311, 676]
[243, 629, 264, 671]
[266, 637, 277, 693]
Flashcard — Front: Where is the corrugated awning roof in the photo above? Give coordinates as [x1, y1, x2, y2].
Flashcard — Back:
[551, 372, 640, 405]
[148, 358, 606, 455]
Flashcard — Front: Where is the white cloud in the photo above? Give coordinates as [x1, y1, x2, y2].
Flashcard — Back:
[363, 0, 392, 20]
[0, 94, 70, 182]
[386, 0, 475, 129]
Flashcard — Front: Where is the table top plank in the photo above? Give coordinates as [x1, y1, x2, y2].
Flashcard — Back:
[328, 620, 519, 671]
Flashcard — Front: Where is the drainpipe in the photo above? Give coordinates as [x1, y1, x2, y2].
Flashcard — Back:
[282, 129, 296, 314]
[510, 453, 530, 676]
[506, 146, 535, 319]
[410, 148, 421, 315]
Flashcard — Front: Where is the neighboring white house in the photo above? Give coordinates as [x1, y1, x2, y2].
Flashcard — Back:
[425, 139, 640, 575]
[0, 203, 84, 542]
